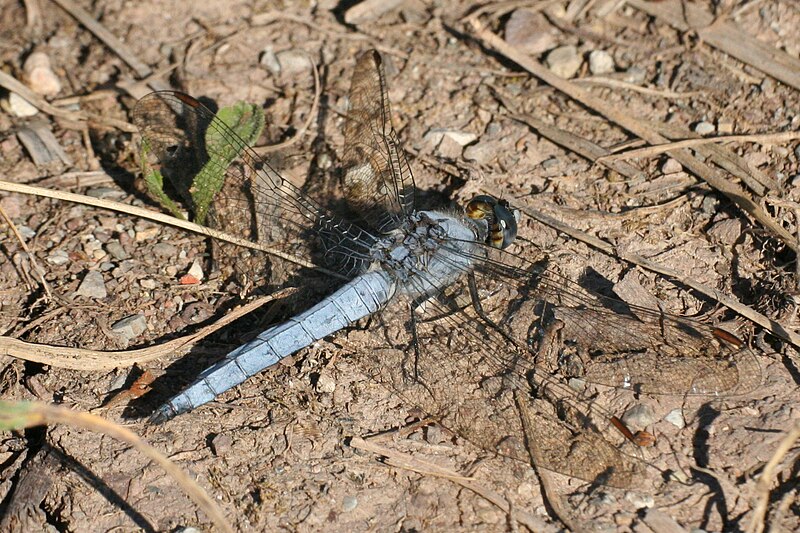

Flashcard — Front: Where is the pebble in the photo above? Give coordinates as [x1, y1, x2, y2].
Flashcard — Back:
[46, 249, 70, 265]
[6, 92, 39, 117]
[621, 404, 656, 429]
[462, 141, 495, 165]
[315, 372, 337, 394]
[546, 45, 582, 79]
[76, 270, 108, 299]
[135, 227, 160, 241]
[504, 9, 557, 55]
[623, 66, 646, 84]
[105, 241, 129, 261]
[275, 49, 312, 76]
[567, 377, 586, 392]
[707, 218, 742, 245]
[342, 495, 358, 512]
[660, 158, 682, 174]
[210, 433, 233, 456]
[17, 225, 36, 239]
[694, 121, 715, 135]
[624, 492, 654, 509]
[588, 50, 615, 75]
[23, 52, 62, 96]
[260, 46, 281, 75]
[0, 195, 22, 219]
[664, 408, 685, 429]
[186, 258, 204, 281]
[152, 242, 177, 259]
[140, 278, 157, 290]
[422, 129, 477, 159]
[717, 117, 734, 134]
[111, 314, 147, 344]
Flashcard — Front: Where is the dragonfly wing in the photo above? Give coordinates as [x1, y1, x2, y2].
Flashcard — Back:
[440, 238, 762, 397]
[342, 49, 416, 233]
[363, 271, 654, 489]
[132, 91, 377, 284]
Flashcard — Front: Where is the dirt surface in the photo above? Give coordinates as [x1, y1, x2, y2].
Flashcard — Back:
[1, 1, 799, 531]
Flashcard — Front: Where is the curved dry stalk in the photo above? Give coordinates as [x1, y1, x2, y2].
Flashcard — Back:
[0, 179, 345, 279]
[0, 401, 234, 533]
[0, 288, 294, 370]
[746, 420, 800, 533]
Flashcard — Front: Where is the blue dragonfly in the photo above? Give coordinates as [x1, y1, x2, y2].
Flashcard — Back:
[132, 49, 760, 488]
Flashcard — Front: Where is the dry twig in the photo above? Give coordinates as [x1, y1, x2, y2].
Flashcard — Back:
[0, 401, 234, 533]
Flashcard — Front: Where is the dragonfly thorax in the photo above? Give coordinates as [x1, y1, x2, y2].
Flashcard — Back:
[369, 210, 476, 294]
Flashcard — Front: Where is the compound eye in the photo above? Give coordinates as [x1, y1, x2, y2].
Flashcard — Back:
[494, 203, 519, 249]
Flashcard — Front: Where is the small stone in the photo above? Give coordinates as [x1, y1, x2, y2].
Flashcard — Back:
[111, 314, 147, 344]
[187, 258, 204, 281]
[275, 49, 312, 76]
[17, 225, 36, 239]
[135, 227, 160, 241]
[23, 52, 62, 96]
[588, 50, 615, 75]
[624, 492, 654, 509]
[546, 45, 582, 79]
[140, 278, 157, 290]
[717, 117, 734, 134]
[6, 92, 39, 117]
[707, 218, 742, 245]
[46, 249, 70, 265]
[660, 158, 683, 174]
[621, 404, 656, 429]
[210, 433, 233, 456]
[436, 135, 465, 159]
[0, 195, 22, 219]
[664, 408, 685, 429]
[315, 372, 336, 394]
[152, 242, 177, 259]
[504, 9, 557, 55]
[463, 141, 496, 165]
[623, 66, 646, 84]
[568, 377, 586, 392]
[76, 270, 107, 299]
[105, 241, 129, 261]
[260, 46, 281, 75]
[694, 121, 715, 135]
[342, 495, 358, 512]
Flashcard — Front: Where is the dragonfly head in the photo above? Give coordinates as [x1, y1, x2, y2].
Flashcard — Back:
[465, 195, 520, 249]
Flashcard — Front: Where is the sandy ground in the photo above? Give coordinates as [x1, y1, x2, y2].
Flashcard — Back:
[0, 0, 798, 531]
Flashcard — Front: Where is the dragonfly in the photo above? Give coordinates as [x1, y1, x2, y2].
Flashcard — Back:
[132, 49, 761, 490]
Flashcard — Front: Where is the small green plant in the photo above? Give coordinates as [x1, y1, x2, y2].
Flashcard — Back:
[141, 101, 265, 225]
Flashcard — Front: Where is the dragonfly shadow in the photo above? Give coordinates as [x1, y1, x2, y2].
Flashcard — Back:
[690, 403, 730, 530]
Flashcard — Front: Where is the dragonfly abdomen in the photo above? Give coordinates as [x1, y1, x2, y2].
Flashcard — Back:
[150, 270, 397, 422]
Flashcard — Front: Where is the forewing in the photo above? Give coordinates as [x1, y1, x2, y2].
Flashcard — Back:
[342, 50, 415, 233]
[133, 91, 377, 285]
[460, 241, 762, 397]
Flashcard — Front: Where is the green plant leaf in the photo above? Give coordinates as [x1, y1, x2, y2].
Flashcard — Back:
[191, 101, 265, 224]
[140, 138, 185, 220]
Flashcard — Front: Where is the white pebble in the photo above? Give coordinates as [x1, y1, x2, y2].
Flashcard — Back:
[588, 50, 615, 75]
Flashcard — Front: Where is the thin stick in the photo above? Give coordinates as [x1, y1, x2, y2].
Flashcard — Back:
[0, 204, 53, 300]
[574, 77, 701, 99]
[0, 401, 234, 533]
[745, 420, 800, 533]
[599, 131, 800, 162]
[0, 179, 346, 279]
[0, 288, 295, 370]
